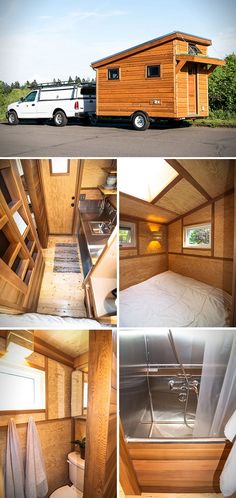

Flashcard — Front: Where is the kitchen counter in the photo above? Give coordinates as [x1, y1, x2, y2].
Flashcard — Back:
[79, 211, 111, 269]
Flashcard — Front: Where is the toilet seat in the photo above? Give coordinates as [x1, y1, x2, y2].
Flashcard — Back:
[50, 485, 83, 498]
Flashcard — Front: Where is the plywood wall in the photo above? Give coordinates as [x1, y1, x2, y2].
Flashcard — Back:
[120, 219, 168, 290]
[81, 159, 111, 187]
[168, 193, 234, 293]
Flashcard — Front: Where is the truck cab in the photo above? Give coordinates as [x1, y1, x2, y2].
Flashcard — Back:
[6, 82, 96, 126]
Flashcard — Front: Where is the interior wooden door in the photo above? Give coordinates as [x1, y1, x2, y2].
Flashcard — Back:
[40, 159, 79, 234]
[188, 62, 198, 115]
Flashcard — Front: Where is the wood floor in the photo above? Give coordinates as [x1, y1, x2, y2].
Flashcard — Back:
[37, 235, 87, 318]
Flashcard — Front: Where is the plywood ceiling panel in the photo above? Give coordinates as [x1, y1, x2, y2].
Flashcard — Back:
[34, 330, 89, 357]
[120, 194, 177, 223]
[155, 178, 206, 214]
[178, 160, 234, 198]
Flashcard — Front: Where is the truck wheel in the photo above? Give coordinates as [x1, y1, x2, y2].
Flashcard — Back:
[53, 110, 68, 127]
[89, 114, 98, 126]
[8, 111, 19, 125]
[132, 112, 150, 131]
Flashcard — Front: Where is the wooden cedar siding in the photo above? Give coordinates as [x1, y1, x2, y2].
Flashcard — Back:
[175, 39, 209, 117]
[96, 40, 176, 118]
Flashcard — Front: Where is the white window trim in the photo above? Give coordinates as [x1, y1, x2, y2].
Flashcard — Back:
[183, 223, 211, 249]
[119, 221, 136, 248]
[0, 361, 45, 411]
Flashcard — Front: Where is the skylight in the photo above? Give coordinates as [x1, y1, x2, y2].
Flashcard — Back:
[118, 158, 178, 202]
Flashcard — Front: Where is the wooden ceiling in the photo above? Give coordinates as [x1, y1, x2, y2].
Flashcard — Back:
[34, 330, 89, 357]
[120, 159, 234, 224]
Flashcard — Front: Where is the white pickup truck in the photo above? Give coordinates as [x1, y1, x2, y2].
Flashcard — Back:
[6, 82, 96, 126]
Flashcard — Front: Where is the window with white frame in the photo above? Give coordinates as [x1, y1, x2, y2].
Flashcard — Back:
[183, 223, 211, 249]
[119, 221, 136, 247]
[0, 362, 45, 411]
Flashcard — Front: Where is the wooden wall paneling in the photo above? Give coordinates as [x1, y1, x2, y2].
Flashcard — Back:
[21, 159, 49, 248]
[183, 204, 212, 225]
[168, 219, 182, 253]
[72, 160, 84, 235]
[168, 253, 233, 293]
[155, 178, 207, 215]
[120, 254, 168, 290]
[177, 159, 234, 198]
[120, 193, 177, 223]
[47, 359, 72, 419]
[214, 193, 234, 259]
[81, 159, 112, 187]
[128, 441, 231, 492]
[138, 222, 167, 255]
[84, 330, 116, 498]
[120, 421, 141, 496]
[74, 351, 89, 371]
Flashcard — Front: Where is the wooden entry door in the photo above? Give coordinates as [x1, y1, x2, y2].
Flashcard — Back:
[188, 63, 198, 115]
[40, 159, 80, 234]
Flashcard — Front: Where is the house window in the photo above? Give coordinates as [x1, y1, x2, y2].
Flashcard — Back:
[50, 158, 70, 175]
[83, 380, 88, 410]
[13, 211, 27, 235]
[147, 65, 161, 78]
[108, 68, 120, 80]
[0, 362, 45, 411]
[188, 43, 201, 55]
[183, 223, 211, 249]
[119, 221, 136, 247]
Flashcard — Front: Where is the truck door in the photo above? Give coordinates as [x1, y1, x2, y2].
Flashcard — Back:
[19, 90, 38, 117]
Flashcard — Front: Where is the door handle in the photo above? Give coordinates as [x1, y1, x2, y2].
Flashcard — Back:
[71, 203, 75, 207]
[32, 104, 35, 106]
[71, 196, 75, 200]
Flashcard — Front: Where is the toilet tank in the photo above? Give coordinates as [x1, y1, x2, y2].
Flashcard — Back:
[68, 452, 85, 491]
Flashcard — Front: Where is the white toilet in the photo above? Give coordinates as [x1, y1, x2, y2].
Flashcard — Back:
[50, 451, 85, 497]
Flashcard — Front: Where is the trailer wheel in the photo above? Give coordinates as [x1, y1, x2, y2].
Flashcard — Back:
[8, 111, 19, 125]
[89, 114, 98, 126]
[53, 110, 68, 127]
[132, 112, 150, 131]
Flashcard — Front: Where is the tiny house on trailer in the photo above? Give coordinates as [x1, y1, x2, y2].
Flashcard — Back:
[119, 159, 236, 326]
[0, 159, 117, 328]
[91, 31, 224, 130]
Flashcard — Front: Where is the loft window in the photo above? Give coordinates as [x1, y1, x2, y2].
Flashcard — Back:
[0, 362, 45, 411]
[50, 158, 70, 175]
[119, 221, 136, 248]
[147, 65, 161, 78]
[108, 68, 120, 80]
[183, 223, 211, 249]
[188, 43, 201, 55]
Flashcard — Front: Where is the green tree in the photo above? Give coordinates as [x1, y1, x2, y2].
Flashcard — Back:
[209, 53, 236, 112]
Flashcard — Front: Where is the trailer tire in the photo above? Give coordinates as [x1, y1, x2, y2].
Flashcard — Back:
[53, 110, 68, 127]
[132, 111, 150, 131]
[8, 110, 19, 125]
[89, 114, 98, 126]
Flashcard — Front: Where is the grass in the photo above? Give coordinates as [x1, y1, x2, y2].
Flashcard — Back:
[188, 110, 236, 128]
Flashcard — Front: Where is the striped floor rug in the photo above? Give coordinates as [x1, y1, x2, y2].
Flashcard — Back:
[53, 243, 81, 273]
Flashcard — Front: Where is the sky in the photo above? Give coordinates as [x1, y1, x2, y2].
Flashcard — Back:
[0, 0, 235, 84]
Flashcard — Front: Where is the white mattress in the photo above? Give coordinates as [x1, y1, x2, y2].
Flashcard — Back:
[0, 313, 107, 329]
[119, 271, 232, 327]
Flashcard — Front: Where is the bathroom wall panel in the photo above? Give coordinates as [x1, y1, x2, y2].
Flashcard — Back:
[47, 359, 72, 419]
[0, 418, 73, 497]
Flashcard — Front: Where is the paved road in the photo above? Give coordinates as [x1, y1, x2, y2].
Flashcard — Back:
[0, 121, 235, 157]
